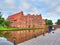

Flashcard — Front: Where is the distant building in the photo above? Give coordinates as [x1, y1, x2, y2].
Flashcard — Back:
[7, 11, 45, 28]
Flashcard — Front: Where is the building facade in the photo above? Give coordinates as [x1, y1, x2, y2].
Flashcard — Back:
[7, 11, 45, 28]
[7, 11, 47, 44]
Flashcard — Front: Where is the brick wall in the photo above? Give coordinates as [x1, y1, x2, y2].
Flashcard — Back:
[7, 11, 45, 28]
[54, 25, 60, 29]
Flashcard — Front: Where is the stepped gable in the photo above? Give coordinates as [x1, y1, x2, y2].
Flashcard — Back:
[7, 11, 44, 28]
[23, 14, 42, 21]
[7, 11, 24, 20]
[36, 14, 42, 19]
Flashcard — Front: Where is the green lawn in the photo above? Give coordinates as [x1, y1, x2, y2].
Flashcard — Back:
[0, 27, 43, 31]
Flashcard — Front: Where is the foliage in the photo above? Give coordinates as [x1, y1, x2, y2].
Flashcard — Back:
[0, 12, 11, 27]
[55, 19, 60, 25]
[45, 19, 53, 25]
[0, 15, 5, 27]
[4, 21, 11, 27]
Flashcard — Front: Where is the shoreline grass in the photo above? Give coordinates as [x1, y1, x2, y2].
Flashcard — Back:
[0, 27, 44, 31]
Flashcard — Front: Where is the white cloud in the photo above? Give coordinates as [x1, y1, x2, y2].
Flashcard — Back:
[42, 12, 59, 24]
[39, 0, 59, 8]
[5, 0, 14, 4]
[0, 0, 17, 11]
[22, 2, 30, 10]
[5, 0, 15, 8]
[39, 0, 50, 4]
[43, 12, 56, 19]
[38, 0, 60, 22]
[0, 0, 60, 24]
[0, 5, 16, 11]
[30, 0, 36, 2]
[28, 7, 40, 15]
[19, 1, 31, 11]
[55, 6, 60, 13]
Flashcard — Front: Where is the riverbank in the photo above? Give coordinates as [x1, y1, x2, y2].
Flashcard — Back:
[0, 27, 43, 31]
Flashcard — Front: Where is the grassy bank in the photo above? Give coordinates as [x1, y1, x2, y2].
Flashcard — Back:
[0, 27, 43, 31]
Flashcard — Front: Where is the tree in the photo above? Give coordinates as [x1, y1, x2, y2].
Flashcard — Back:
[45, 19, 53, 25]
[55, 19, 60, 25]
[0, 12, 5, 27]
[0, 12, 11, 27]
[4, 21, 11, 28]
[0, 12, 11, 38]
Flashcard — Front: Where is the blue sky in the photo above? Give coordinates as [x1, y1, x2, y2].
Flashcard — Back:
[0, 0, 60, 24]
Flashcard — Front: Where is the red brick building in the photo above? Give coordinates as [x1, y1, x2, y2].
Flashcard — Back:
[7, 11, 45, 28]
[7, 11, 47, 44]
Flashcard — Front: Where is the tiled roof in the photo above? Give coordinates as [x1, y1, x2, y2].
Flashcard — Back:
[7, 11, 24, 19]
[7, 11, 42, 21]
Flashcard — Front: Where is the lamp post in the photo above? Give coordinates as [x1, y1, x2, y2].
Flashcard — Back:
[13, 39, 17, 45]
[13, 31, 17, 45]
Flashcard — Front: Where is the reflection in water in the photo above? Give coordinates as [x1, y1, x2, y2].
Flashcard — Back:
[1, 29, 47, 44]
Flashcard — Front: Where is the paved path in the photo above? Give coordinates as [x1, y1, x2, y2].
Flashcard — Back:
[18, 28, 60, 45]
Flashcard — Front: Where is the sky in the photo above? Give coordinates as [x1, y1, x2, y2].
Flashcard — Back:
[0, 0, 60, 24]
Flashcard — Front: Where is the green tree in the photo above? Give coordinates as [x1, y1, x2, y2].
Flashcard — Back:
[0, 12, 11, 27]
[0, 12, 11, 38]
[4, 21, 11, 28]
[0, 12, 5, 27]
[45, 19, 53, 25]
[55, 19, 60, 25]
